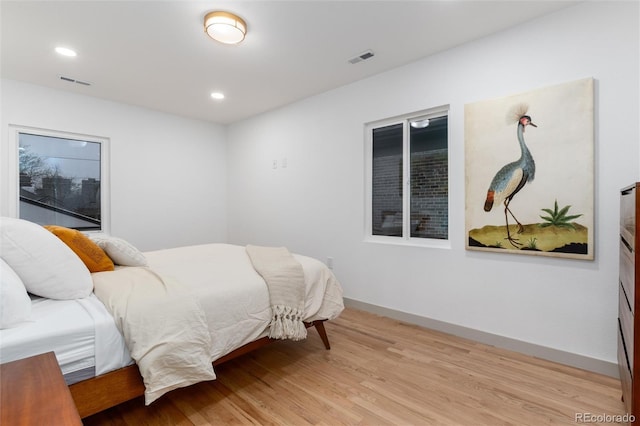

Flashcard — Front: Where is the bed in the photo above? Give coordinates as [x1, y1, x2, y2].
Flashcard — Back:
[0, 217, 344, 418]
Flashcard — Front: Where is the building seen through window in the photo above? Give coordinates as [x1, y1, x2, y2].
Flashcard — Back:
[18, 132, 103, 231]
[368, 108, 449, 242]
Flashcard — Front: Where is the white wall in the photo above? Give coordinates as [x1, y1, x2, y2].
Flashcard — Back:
[227, 1, 639, 366]
[1, 80, 228, 251]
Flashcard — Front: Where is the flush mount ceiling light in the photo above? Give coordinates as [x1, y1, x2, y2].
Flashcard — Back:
[204, 11, 247, 45]
[210, 92, 225, 100]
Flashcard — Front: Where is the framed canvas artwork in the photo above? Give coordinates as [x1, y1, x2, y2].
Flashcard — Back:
[465, 78, 594, 260]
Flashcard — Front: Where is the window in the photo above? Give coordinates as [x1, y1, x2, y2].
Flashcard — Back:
[8, 126, 109, 232]
[365, 106, 449, 245]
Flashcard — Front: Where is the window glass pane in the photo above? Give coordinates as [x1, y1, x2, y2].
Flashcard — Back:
[410, 115, 448, 239]
[19, 132, 102, 230]
[372, 123, 403, 236]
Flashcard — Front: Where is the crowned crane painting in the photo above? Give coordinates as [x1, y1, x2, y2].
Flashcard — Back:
[483, 104, 537, 248]
[464, 78, 595, 260]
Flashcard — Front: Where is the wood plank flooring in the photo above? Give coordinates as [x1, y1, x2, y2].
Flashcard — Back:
[83, 308, 626, 425]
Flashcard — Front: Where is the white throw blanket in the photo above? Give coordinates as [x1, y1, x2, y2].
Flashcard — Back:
[246, 245, 307, 341]
[92, 267, 215, 405]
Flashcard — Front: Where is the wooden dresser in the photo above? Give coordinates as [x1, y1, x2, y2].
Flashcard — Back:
[619, 183, 640, 417]
[0, 351, 82, 425]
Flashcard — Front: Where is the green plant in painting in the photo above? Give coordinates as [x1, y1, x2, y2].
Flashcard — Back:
[526, 237, 538, 249]
[539, 200, 583, 230]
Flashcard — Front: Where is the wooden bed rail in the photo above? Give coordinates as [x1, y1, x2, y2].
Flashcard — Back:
[69, 320, 330, 418]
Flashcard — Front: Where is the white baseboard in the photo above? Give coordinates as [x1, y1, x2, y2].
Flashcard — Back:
[343, 298, 619, 378]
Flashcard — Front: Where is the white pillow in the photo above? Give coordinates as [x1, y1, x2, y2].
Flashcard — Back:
[0, 217, 93, 299]
[90, 235, 148, 267]
[0, 258, 31, 328]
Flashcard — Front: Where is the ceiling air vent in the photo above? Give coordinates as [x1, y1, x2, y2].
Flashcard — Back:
[348, 50, 374, 65]
[59, 76, 92, 86]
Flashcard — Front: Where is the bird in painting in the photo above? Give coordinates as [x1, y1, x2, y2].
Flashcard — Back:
[483, 104, 537, 247]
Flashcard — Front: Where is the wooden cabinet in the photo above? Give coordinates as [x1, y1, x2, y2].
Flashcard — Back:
[0, 351, 82, 425]
[619, 183, 640, 417]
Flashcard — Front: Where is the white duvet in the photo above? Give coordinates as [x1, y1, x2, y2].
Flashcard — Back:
[92, 243, 344, 405]
[93, 267, 215, 404]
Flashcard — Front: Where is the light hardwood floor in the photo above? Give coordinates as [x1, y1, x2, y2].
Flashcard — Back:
[83, 308, 626, 425]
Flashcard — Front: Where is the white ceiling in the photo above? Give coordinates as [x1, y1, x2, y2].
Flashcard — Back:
[1, 1, 578, 125]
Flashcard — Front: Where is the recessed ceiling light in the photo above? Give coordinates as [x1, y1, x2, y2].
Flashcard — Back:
[210, 92, 225, 100]
[55, 47, 77, 57]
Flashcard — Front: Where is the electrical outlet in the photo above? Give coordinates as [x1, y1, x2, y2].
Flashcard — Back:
[326, 257, 334, 269]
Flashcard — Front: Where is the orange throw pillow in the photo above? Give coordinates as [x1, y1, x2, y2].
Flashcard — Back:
[44, 225, 115, 273]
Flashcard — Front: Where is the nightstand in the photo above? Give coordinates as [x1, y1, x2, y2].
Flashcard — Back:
[1, 351, 82, 425]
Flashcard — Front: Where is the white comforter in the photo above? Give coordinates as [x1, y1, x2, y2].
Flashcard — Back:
[94, 244, 344, 404]
[93, 267, 215, 405]
[145, 244, 344, 357]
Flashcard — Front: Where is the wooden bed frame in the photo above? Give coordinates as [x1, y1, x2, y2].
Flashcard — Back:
[69, 320, 331, 418]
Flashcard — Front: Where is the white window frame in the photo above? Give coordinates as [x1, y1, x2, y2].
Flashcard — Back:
[5, 124, 111, 234]
[364, 105, 450, 248]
